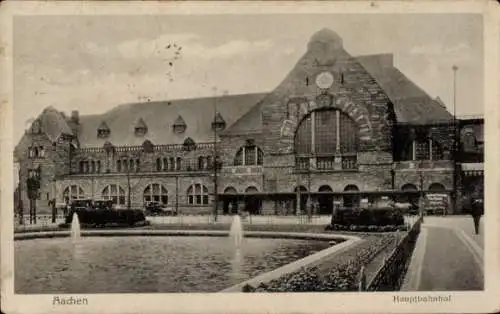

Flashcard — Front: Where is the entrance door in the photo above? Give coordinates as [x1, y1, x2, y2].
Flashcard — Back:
[318, 185, 333, 215]
[223, 187, 238, 214]
[343, 185, 360, 209]
[244, 186, 261, 215]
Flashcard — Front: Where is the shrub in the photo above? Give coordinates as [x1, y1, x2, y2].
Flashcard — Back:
[64, 208, 146, 227]
[332, 207, 404, 227]
[244, 235, 396, 292]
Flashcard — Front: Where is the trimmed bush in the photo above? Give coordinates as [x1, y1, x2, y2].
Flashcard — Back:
[331, 207, 404, 227]
[64, 208, 146, 227]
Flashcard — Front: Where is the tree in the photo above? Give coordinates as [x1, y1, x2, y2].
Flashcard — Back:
[26, 175, 40, 224]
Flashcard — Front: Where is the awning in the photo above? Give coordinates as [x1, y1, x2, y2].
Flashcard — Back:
[461, 163, 483, 171]
[461, 163, 484, 177]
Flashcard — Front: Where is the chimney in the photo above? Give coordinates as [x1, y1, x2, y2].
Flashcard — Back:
[71, 110, 79, 124]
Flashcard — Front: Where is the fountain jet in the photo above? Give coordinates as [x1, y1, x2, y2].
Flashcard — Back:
[229, 214, 243, 248]
[70, 212, 81, 242]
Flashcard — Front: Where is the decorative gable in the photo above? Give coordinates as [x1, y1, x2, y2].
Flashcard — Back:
[97, 121, 110, 138]
[183, 137, 196, 151]
[173, 115, 187, 134]
[134, 117, 148, 136]
[142, 139, 154, 153]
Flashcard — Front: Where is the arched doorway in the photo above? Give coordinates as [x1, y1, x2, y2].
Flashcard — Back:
[343, 185, 360, 209]
[223, 187, 238, 215]
[293, 186, 308, 215]
[244, 186, 261, 215]
[401, 183, 419, 205]
[318, 185, 333, 215]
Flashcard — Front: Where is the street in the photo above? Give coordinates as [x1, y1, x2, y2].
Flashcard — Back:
[402, 215, 484, 291]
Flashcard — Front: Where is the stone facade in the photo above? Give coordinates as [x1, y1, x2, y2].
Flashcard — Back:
[14, 28, 483, 216]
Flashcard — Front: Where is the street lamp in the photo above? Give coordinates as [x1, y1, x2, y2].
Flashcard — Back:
[211, 87, 226, 222]
[452, 65, 459, 214]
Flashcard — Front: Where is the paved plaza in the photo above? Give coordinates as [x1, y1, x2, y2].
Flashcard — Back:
[402, 215, 484, 291]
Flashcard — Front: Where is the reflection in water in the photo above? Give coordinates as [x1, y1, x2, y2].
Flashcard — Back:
[15, 237, 331, 293]
[229, 247, 244, 285]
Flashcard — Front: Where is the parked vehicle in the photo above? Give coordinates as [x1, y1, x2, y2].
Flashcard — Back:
[144, 201, 177, 216]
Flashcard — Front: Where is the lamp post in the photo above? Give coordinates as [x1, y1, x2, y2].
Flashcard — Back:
[452, 65, 459, 214]
[127, 165, 131, 210]
[419, 170, 425, 219]
[212, 87, 220, 222]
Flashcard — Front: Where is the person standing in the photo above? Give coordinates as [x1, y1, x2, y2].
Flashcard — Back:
[470, 197, 484, 235]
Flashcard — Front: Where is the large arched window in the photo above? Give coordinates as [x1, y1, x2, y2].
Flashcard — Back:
[294, 109, 359, 170]
[187, 184, 209, 205]
[101, 184, 125, 205]
[143, 184, 168, 204]
[63, 185, 85, 202]
[234, 145, 264, 166]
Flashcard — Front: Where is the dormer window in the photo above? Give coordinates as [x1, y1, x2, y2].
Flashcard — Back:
[212, 112, 226, 132]
[134, 117, 148, 136]
[183, 137, 196, 151]
[97, 121, 110, 138]
[173, 115, 187, 134]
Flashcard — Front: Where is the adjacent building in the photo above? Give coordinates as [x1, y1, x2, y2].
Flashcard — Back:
[13, 29, 484, 216]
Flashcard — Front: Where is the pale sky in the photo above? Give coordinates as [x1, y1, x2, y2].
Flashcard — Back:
[13, 14, 483, 144]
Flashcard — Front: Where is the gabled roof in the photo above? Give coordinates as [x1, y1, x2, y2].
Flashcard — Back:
[223, 29, 452, 133]
[38, 106, 74, 141]
[75, 93, 266, 147]
[221, 101, 263, 135]
[356, 55, 453, 123]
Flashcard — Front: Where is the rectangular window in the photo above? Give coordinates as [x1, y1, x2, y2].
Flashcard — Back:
[188, 195, 194, 205]
[203, 195, 209, 205]
[196, 195, 201, 204]
[415, 140, 430, 160]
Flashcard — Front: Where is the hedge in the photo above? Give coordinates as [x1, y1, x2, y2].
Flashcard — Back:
[63, 209, 146, 227]
[331, 207, 405, 227]
[243, 234, 397, 292]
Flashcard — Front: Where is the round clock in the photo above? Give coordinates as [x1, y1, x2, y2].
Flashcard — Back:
[315, 71, 334, 89]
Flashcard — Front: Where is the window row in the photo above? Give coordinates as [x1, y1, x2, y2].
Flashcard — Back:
[403, 139, 445, 161]
[117, 159, 140, 173]
[296, 156, 357, 170]
[156, 156, 218, 172]
[28, 146, 45, 158]
[79, 160, 102, 174]
[62, 183, 211, 206]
